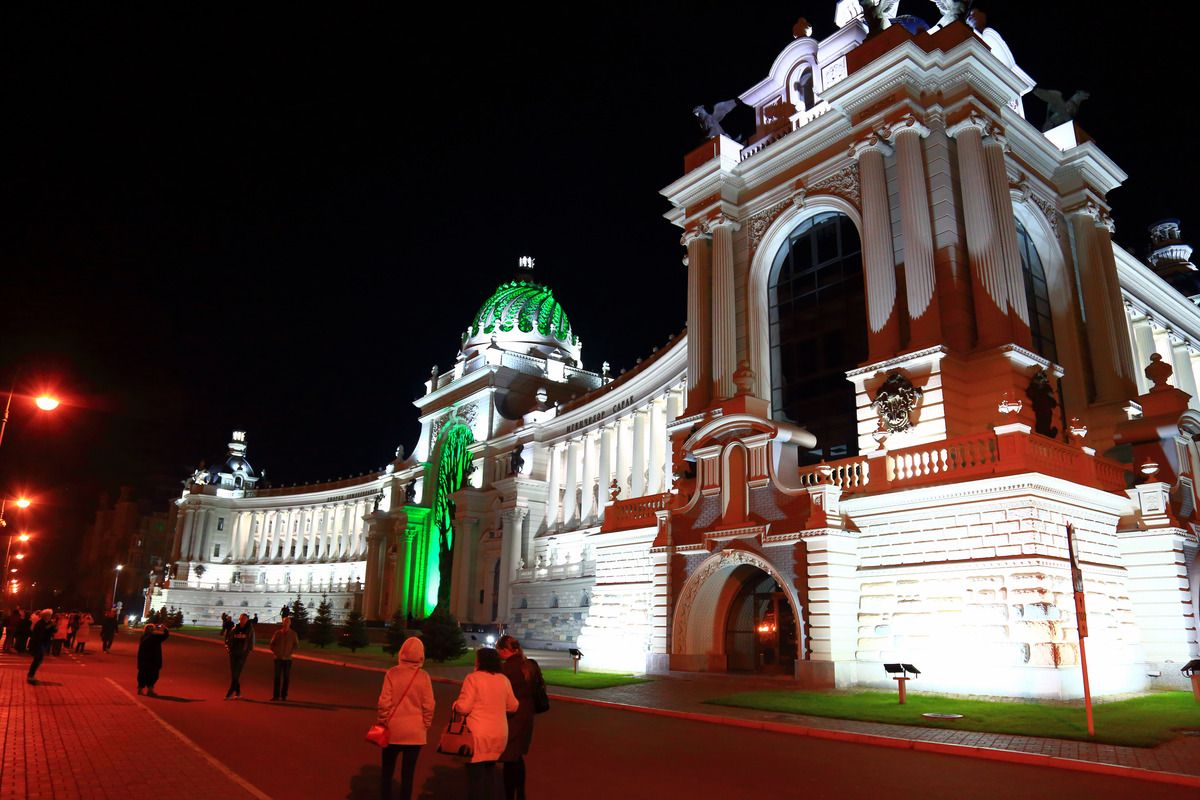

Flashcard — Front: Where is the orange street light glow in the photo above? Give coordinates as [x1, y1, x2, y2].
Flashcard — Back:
[34, 395, 60, 411]
[18, 533, 30, 542]
[14, 498, 30, 509]
[14, 554, 23, 560]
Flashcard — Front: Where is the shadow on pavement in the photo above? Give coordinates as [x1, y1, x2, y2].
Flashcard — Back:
[240, 698, 376, 712]
[147, 695, 204, 703]
[29, 681, 64, 686]
[345, 761, 466, 800]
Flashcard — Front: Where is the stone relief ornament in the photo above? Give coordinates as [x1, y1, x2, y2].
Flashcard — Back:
[1031, 194, 1060, 238]
[871, 372, 923, 434]
[808, 163, 860, 207]
[748, 188, 806, 252]
[673, 549, 774, 652]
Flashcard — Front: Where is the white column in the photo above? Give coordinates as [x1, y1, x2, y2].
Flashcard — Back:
[648, 397, 666, 494]
[1172, 338, 1200, 408]
[1130, 313, 1157, 394]
[598, 425, 614, 511]
[581, 431, 598, 522]
[893, 123, 940, 345]
[683, 226, 712, 408]
[615, 417, 631, 500]
[1153, 327, 1177, 387]
[497, 508, 527, 622]
[229, 513, 244, 561]
[563, 439, 580, 525]
[632, 408, 648, 498]
[257, 511, 271, 561]
[545, 443, 562, 529]
[854, 138, 900, 359]
[180, 508, 195, 561]
[710, 214, 739, 400]
[948, 116, 1011, 348]
[983, 132, 1031, 342]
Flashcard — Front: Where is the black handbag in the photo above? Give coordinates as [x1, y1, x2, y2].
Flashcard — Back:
[526, 658, 550, 714]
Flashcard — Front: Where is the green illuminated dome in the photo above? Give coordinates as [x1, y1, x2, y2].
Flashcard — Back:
[462, 278, 582, 366]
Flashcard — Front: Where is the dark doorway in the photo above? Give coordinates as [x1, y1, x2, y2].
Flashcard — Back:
[723, 567, 798, 674]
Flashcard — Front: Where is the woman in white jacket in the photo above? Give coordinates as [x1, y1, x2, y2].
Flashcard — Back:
[453, 647, 518, 799]
[376, 637, 435, 800]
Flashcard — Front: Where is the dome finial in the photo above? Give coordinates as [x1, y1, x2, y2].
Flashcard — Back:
[517, 255, 535, 275]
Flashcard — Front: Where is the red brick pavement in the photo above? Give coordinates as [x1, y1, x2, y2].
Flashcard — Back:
[0, 651, 269, 800]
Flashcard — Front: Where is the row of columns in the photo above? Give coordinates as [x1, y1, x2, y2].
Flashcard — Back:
[1129, 309, 1200, 408]
[545, 387, 685, 529]
[177, 500, 371, 565]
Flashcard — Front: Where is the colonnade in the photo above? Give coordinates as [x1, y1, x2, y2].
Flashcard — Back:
[544, 384, 685, 530]
[1127, 306, 1200, 408]
[176, 497, 372, 565]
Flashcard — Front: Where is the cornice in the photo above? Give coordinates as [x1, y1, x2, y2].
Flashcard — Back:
[1116, 245, 1200, 345]
[842, 473, 1133, 517]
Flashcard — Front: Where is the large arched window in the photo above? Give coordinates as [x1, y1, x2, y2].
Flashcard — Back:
[768, 212, 867, 462]
[1016, 219, 1057, 362]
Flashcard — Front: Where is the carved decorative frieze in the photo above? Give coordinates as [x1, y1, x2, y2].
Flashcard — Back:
[1031, 194, 1060, 238]
[747, 188, 806, 251]
[808, 162, 860, 207]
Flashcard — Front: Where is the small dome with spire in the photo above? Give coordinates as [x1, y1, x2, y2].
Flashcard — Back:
[460, 257, 582, 365]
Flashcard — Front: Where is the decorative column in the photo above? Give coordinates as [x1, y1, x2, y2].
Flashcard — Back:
[178, 507, 194, 562]
[683, 226, 713, 411]
[545, 443, 562, 529]
[710, 214, 739, 400]
[615, 416, 631, 500]
[562, 439, 580, 526]
[449, 517, 477, 621]
[1069, 203, 1136, 403]
[1094, 216, 1140, 395]
[1172, 338, 1200, 406]
[892, 119, 942, 348]
[497, 508, 528, 622]
[664, 388, 683, 490]
[648, 397, 666, 494]
[1130, 312, 1157, 394]
[257, 511, 271, 561]
[581, 431, 599, 522]
[597, 424, 614, 513]
[632, 408, 648, 498]
[983, 129, 1033, 350]
[948, 114, 1012, 348]
[853, 136, 901, 360]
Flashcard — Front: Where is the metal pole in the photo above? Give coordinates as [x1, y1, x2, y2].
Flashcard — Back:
[1067, 523, 1095, 737]
[111, 569, 121, 609]
[0, 383, 15, 453]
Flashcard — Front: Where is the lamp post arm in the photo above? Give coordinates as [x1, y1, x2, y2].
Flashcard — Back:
[0, 381, 15, 452]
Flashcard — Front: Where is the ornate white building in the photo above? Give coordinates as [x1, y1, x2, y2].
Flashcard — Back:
[160, 8, 1200, 700]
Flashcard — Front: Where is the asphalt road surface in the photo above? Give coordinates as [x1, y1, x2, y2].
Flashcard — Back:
[70, 631, 1184, 799]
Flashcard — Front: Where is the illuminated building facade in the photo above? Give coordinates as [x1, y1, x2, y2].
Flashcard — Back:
[161, 9, 1200, 699]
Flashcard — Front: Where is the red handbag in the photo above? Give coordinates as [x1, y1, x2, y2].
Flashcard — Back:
[366, 668, 420, 748]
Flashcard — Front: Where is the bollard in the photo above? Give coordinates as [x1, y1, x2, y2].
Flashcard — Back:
[894, 676, 909, 705]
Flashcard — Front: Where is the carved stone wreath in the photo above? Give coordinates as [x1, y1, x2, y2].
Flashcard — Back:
[871, 371, 923, 434]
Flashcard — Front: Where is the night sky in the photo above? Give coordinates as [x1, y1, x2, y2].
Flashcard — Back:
[3, 3, 1196, 594]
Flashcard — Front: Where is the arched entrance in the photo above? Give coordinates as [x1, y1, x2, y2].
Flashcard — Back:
[723, 565, 799, 673]
[671, 549, 804, 674]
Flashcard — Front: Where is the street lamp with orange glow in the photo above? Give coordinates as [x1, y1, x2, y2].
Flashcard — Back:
[0, 381, 61, 452]
[111, 564, 124, 610]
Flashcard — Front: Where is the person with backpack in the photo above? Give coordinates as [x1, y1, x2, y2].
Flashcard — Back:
[496, 635, 546, 800]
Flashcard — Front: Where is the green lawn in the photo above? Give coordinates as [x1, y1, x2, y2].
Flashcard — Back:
[541, 669, 650, 690]
[705, 690, 1200, 748]
[176, 625, 222, 632]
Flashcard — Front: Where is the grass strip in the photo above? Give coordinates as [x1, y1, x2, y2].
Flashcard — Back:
[540, 669, 650, 690]
[704, 690, 1200, 748]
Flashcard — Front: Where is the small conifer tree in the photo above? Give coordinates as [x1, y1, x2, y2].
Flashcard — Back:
[290, 597, 310, 638]
[309, 599, 336, 648]
[421, 609, 467, 662]
[339, 610, 370, 653]
[384, 607, 407, 654]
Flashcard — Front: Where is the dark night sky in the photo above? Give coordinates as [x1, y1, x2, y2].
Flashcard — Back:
[2, 3, 1196, 593]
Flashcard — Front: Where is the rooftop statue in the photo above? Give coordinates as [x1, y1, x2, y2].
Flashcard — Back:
[1031, 88, 1090, 132]
[859, 0, 901, 35]
[928, 0, 967, 30]
[692, 99, 738, 140]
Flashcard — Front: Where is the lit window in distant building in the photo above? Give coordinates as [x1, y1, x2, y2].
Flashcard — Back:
[213, 544, 221, 558]
[217, 517, 225, 531]
[768, 211, 867, 462]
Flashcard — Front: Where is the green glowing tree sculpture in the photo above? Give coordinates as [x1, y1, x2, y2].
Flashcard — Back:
[431, 419, 474, 614]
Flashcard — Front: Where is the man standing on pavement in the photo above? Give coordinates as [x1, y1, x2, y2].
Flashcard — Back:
[100, 609, 120, 653]
[2, 605, 21, 652]
[27, 609, 54, 685]
[269, 616, 299, 701]
[224, 612, 255, 700]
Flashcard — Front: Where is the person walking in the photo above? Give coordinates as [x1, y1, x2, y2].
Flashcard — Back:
[376, 637, 435, 800]
[268, 616, 299, 701]
[100, 610, 119, 653]
[2, 606, 20, 652]
[452, 647, 518, 800]
[224, 612, 255, 699]
[136, 623, 170, 695]
[66, 611, 80, 649]
[14, 610, 32, 653]
[51, 612, 70, 656]
[73, 612, 94, 654]
[496, 635, 542, 800]
[27, 610, 54, 685]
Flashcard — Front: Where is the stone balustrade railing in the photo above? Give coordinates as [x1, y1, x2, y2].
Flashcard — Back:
[514, 560, 596, 582]
[797, 429, 1128, 496]
[169, 579, 363, 594]
[601, 492, 674, 532]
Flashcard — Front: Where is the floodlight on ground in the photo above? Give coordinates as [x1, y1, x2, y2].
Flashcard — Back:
[1183, 659, 1200, 704]
[569, 647, 584, 674]
[883, 663, 920, 705]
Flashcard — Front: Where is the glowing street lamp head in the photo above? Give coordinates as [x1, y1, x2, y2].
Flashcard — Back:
[115, 564, 123, 571]
[34, 395, 60, 411]
[14, 498, 31, 509]
[14, 554, 24, 560]
[17, 533, 29, 542]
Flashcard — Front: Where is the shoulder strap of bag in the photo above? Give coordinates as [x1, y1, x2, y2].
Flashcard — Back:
[383, 667, 421, 725]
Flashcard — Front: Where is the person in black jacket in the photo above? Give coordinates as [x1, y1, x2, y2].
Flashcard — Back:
[100, 609, 120, 653]
[497, 635, 542, 800]
[136, 623, 170, 695]
[27, 610, 55, 685]
[224, 613, 255, 699]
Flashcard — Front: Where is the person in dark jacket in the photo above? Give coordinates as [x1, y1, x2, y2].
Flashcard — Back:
[3, 606, 21, 652]
[136, 623, 170, 695]
[224, 613, 255, 699]
[100, 610, 120, 653]
[27, 609, 55, 684]
[268, 616, 299, 701]
[14, 610, 33, 653]
[497, 635, 540, 800]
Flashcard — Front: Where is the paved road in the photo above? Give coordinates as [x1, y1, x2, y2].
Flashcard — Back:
[66, 631, 1185, 799]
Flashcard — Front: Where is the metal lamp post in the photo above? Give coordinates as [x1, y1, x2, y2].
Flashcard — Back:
[111, 564, 123, 610]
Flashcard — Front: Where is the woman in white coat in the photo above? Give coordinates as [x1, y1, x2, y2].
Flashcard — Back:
[73, 612, 94, 653]
[376, 637, 436, 800]
[453, 647, 518, 799]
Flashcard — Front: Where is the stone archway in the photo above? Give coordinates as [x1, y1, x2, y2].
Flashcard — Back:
[671, 548, 803, 673]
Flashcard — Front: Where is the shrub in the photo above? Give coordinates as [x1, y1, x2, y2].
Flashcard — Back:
[421, 609, 467, 663]
[339, 610, 370, 653]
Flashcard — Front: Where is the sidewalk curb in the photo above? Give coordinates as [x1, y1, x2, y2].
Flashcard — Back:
[170, 632, 1200, 787]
